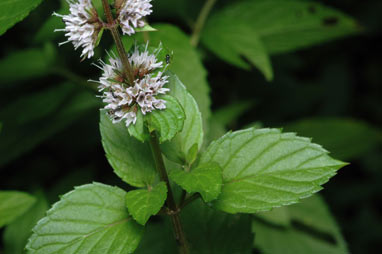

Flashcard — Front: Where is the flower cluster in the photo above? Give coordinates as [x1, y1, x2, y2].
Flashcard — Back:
[97, 46, 169, 127]
[54, 0, 101, 59]
[118, 0, 153, 35]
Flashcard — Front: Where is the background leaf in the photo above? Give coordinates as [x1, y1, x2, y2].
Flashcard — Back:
[169, 163, 222, 202]
[26, 183, 144, 254]
[0, 191, 36, 228]
[0, 0, 43, 36]
[200, 128, 346, 213]
[125, 182, 167, 225]
[161, 73, 204, 164]
[252, 195, 348, 254]
[147, 95, 185, 143]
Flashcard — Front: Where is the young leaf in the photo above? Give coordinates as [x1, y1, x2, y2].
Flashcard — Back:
[161, 73, 204, 164]
[26, 183, 144, 254]
[169, 163, 223, 202]
[199, 128, 347, 214]
[100, 111, 158, 187]
[0, 191, 36, 228]
[128, 110, 150, 142]
[125, 182, 167, 225]
[3, 193, 48, 254]
[0, 0, 43, 36]
[252, 195, 348, 254]
[134, 24, 211, 130]
[284, 117, 382, 160]
[147, 95, 185, 143]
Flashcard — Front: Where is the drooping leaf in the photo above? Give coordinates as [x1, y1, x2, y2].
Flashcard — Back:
[100, 111, 158, 187]
[26, 183, 144, 254]
[0, 0, 44, 36]
[161, 73, 204, 164]
[0, 44, 56, 84]
[252, 195, 348, 254]
[284, 117, 381, 160]
[133, 23, 211, 130]
[202, 0, 360, 78]
[199, 128, 347, 214]
[169, 163, 222, 202]
[3, 193, 48, 254]
[147, 95, 185, 143]
[0, 83, 99, 167]
[125, 182, 167, 225]
[0, 191, 36, 228]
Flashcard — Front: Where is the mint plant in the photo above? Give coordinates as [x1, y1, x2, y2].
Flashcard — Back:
[2, 0, 371, 253]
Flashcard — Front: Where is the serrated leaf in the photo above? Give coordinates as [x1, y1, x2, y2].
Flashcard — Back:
[147, 95, 185, 143]
[125, 182, 167, 225]
[133, 24, 211, 131]
[199, 128, 347, 214]
[128, 110, 150, 142]
[0, 191, 36, 228]
[169, 163, 222, 202]
[202, 0, 359, 78]
[26, 183, 144, 254]
[0, 0, 43, 36]
[100, 111, 158, 187]
[3, 193, 48, 254]
[284, 117, 381, 160]
[252, 195, 348, 254]
[161, 73, 204, 164]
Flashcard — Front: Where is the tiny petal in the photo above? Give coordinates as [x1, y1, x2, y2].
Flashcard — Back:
[118, 0, 153, 36]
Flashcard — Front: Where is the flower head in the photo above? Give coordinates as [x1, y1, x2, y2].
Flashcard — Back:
[54, 0, 101, 59]
[118, 0, 153, 35]
[97, 45, 169, 127]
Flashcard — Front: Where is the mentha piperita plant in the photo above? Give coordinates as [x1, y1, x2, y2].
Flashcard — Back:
[0, 0, 359, 253]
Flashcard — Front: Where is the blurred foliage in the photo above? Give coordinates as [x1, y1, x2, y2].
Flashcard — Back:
[0, 0, 381, 253]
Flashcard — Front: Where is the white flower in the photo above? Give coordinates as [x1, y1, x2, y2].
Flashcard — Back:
[118, 0, 153, 35]
[97, 45, 169, 127]
[54, 0, 101, 59]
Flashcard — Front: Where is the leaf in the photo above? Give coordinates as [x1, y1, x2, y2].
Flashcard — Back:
[0, 83, 99, 167]
[255, 206, 291, 227]
[0, 44, 56, 84]
[26, 183, 144, 254]
[201, 0, 360, 77]
[3, 193, 48, 254]
[0, 0, 43, 36]
[213, 100, 254, 127]
[147, 95, 185, 143]
[100, 111, 158, 187]
[0, 191, 36, 228]
[252, 195, 348, 254]
[125, 182, 167, 225]
[199, 128, 347, 214]
[284, 117, 381, 160]
[128, 110, 150, 142]
[161, 73, 204, 164]
[135, 23, 157, 32]
[133, 23, 211, 130]
[169, 163, 222, 202]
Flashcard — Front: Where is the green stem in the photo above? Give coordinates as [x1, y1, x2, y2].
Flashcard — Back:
[190, 0, 218, 47]
[101, 0, 135, 85]
[149, 133, 189, 254]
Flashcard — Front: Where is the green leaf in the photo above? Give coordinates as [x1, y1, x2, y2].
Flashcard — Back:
[0, 83, 99, 167]
[199, 128, 347, 214]
[252, 195, 348, 254]
[135, 23, 157, 32]
[169, 163, 222, 202]
[202, 0, 359, 78]
[255, 206, 291, 227]
[161, 73, 204, 164]
[284, 117, 381, 160]
[0, 191, 36, 228]
[100, 111, 158, 187]
[0, 45, 56, 84]
[128, 110, 150, 142]
[125, 182, 167, 225]
[147, 95, 185, 143]
[133, 23, 211, 131]
[3, 193, 48, 254]
[0, 0, 43, 36]
[26, 183, 144, 254]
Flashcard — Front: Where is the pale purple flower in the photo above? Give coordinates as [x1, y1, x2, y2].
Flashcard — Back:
[118, 0, 153, 35]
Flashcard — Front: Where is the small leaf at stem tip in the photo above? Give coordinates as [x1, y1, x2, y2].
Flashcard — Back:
[125, 182, 168, 225]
